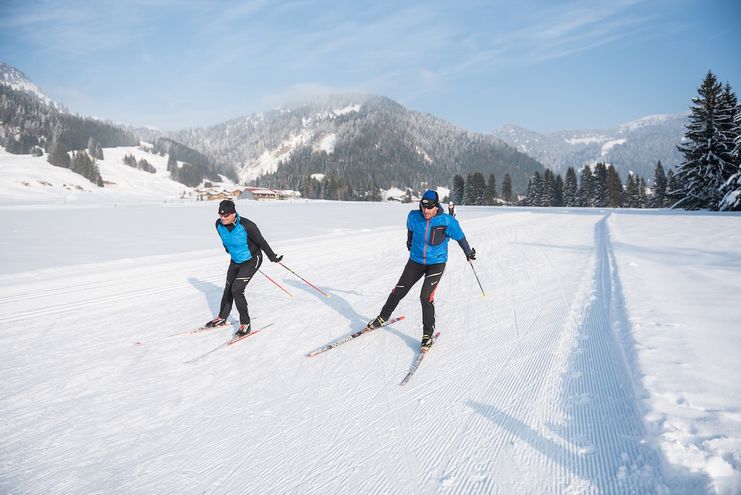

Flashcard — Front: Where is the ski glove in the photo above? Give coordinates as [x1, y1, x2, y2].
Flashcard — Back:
[406, 240, 412, 251]
[466, 248, 477, 261]
[270, 254, 283, 263]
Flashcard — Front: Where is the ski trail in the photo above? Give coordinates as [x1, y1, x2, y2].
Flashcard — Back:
[454, 214, 668, 493]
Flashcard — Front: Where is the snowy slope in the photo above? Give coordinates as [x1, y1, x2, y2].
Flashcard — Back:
[0, 201, 739, 494]
[0, 146, 224, 206]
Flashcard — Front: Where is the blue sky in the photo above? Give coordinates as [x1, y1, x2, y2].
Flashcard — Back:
[1, 0, 739, 133]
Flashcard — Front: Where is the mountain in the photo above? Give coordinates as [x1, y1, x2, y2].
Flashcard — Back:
[491, 114, 687, 179]
[0, 61, 66, 112]
[173, 94, 544, 197]
[0, 61, 226, 188]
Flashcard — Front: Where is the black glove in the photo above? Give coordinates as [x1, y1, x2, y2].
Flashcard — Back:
[406, 240, 412, 251]
[466, 248, 476, 261]
[270, 254, 283, 263]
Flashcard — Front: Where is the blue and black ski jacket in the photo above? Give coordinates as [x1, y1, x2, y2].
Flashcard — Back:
[406, 206, 472, 265]
[215, 214, 278, 264]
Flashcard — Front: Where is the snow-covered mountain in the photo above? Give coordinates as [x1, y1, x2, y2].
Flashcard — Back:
[0, 61, 66, 112]
[174, 94, 544, 194]
[491, 114, 687, 179]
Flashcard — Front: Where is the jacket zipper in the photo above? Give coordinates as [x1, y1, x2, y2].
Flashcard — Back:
[423, 219, 430, 264]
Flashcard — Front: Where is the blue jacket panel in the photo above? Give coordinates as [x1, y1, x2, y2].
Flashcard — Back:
[216, 214, 252, 263]
[407, 208, 466, 265]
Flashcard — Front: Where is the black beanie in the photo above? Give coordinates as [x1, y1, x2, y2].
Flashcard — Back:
[218, 200, 236, 215]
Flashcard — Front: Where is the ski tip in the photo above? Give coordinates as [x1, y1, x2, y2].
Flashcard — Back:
[398, 315, 406, 321]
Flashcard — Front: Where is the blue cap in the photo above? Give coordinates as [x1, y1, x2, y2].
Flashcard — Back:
[419, 189, 439, 209]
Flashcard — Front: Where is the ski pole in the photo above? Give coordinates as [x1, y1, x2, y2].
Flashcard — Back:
[279, 262, 331, 298]
[259, 269, 294, 298]
[468, 260, 486, 297]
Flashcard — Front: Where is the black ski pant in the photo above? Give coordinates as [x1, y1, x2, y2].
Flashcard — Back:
[379, 259, 446, 336]
[218, 253, 262, 325]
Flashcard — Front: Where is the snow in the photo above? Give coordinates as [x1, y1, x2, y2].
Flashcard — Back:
[1, 158, 741, 492]
[0, 146, 195, 206]
[565, 135, 609, 145]
[313, 133, 337, 154]
[601, 138, 627, 156]
[617, 114, 682, 132]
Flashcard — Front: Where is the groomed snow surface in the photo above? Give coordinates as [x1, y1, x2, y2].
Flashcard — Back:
[1, 190, 740, 491]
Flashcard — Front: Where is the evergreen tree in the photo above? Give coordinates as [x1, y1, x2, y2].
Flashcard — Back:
[451, 174, 465, 204]
[638, 177, 648, 208]
[593, 162, 609, 207]
[606, 165, 624, 207]
[47, 141, 71, 169]
[542, 169, 554, 206]
[625, 173, 640, 208]
[651, 161, 668, 208]
[485, 173, 496, 205]
[720, 84, 741, 210]
[564, 167, 578, 206]
[666, 169, 680, 207]
[554, 174, 564, 207]
[675, 71, 737, 210]
[578, 165, 594, 207]
[471, 172, 486, 205]
[526, 171, 544, 206]
[502, 173, 513, 205]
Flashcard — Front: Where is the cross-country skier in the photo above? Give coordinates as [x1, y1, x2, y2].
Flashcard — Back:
[448, 201, 456, 217]
[366, 190, 476, 350]
[204, 199, 283, 336]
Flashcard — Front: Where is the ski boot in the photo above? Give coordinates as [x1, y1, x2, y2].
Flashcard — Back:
[205, 316, 228, 328]
[421, 333, 435, 352]
[366, 316, 386, 331]
[234, 323, 251, 337]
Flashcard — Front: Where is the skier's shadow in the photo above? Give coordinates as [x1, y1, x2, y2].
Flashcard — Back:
[284, 279, 418, 352]
[188, 277, 224, 319]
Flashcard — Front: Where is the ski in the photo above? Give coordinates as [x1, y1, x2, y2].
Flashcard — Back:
[185, 323, 273, 363]
[306, 316, 406, 357]
[400, 331, 441, 386]
[134, 322, 231, 346]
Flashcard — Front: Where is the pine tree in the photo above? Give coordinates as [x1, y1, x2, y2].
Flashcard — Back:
[666, 169, 680, 207]
[471, 172, 486, 205]
[625, 174, 639, 208]
[606, 165, 623, 207]
[451, 174, 465, 204]
[638, 177, 648, 208]
[502, 173, 513, 205]
[485, 174, 496, 205]
[554, 174, 564, 207]
[675, 71, 737, 210]
[564, 167, 578, 206]
[542, 169, 554, 206]
[578, 165, 594, 207]
[720, 85, 741, 210]
[593, 162, 609, 207]
[526, 171, 544, 206]
[651, 161, 668, 208]
[47, 141, 71, 168]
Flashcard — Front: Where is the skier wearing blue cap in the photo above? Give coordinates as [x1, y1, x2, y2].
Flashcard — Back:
[366, 189, 476, 350]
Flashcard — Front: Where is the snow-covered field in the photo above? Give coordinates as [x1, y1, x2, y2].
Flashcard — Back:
[1, 152, 740, 493]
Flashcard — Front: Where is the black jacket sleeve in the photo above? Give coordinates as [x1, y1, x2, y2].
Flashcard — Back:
[241, 217, 278, 261]
[457, 236, 472, 256]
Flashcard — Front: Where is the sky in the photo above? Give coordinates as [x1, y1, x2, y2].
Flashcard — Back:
[1, 0, 740, 133]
